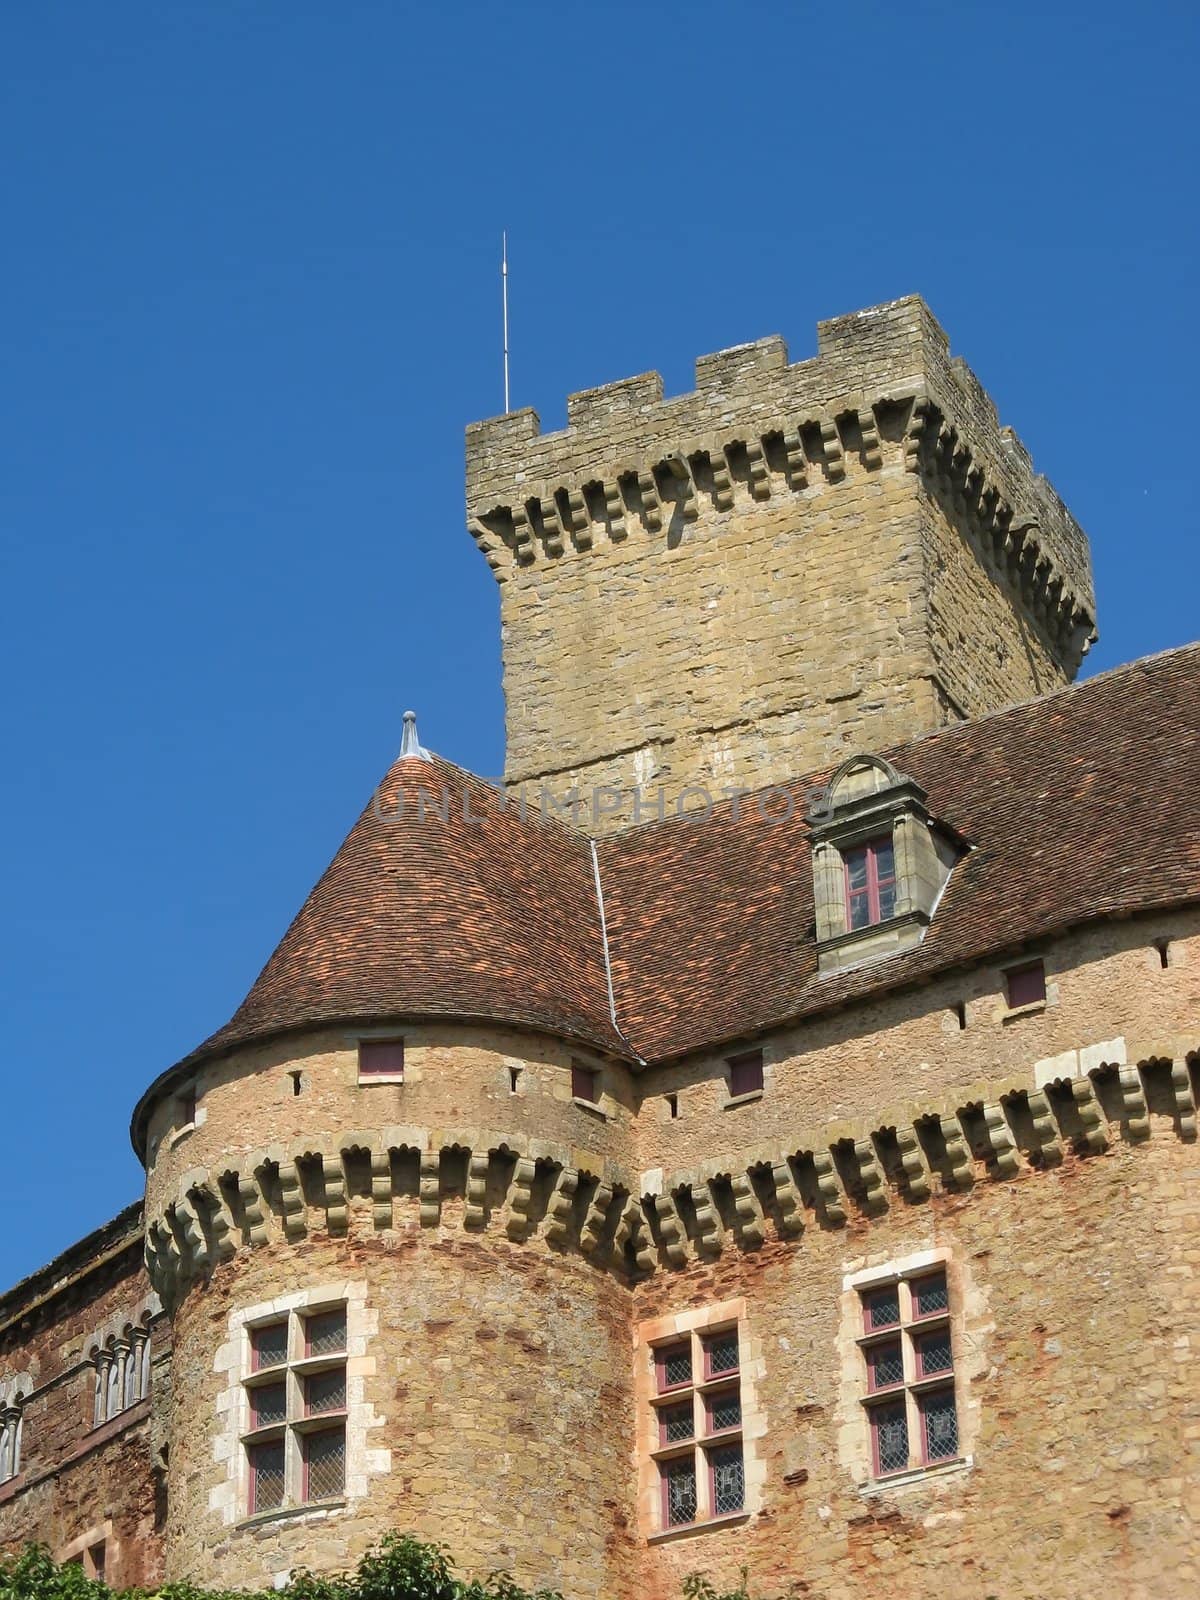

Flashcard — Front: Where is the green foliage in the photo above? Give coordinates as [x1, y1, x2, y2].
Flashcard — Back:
[0, 1537, 780, 1600]
[0, 1536, 563, 1600]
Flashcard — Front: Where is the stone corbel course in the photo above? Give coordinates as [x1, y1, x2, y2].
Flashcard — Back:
[464, 297, 1096, 656]
[144, 1044, 1197, 1302]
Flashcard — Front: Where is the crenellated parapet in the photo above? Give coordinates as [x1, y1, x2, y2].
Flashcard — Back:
[465, 295, 1095, 658]
[143, 1041, 1197, 1303]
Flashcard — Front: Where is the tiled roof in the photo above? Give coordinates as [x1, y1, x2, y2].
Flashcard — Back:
[131, 644, 1200, 1153]
[599, 642, 1200, 1060]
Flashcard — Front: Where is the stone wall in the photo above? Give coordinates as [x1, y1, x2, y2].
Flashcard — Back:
[0, 1210, 165, 1589]
[162, 1230, 638, 1597]
[632, 1128, 1200, 1600]
[465, 297, 1097, 827]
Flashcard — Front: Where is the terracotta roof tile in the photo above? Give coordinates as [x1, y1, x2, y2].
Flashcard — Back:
[599, 643, 1200, 1059]
[132, 644, 1200, 1153]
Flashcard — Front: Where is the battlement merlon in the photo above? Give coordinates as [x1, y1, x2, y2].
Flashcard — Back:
[463, 294, 1096, 632]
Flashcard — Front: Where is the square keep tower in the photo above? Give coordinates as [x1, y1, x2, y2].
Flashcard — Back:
[465, 296, 1096, 830]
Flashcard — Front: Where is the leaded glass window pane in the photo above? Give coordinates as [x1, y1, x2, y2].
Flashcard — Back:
[252, 1322, 288, 1371]
[849, 890, 871, 930]
[305, 1310, 346, 1358]
[710, 1445, 745, 1515]
[304, 1426, 345, 1501]
[705, 1331, 739, 1377]
[874, 840, 896, 882]
[707, 1387, 742, 1433]
[877, 881, 897, 920]
[864, 1287, 900, 1331]
[867, 1339, 904, 1391]
[913, 1273, 949, 1318]
[873, 1403, 909, 1476]
[663, 1459, 697, 1526]
[917, 1329, 953, 1378]
[250, 1441, 285, 1512]
[251, 1381, 287, 1428]
[659, 1343, 692, 1390]
[922, 1390, 958, 1462]
[305, 1369, 347, 1415]
[660, 1402, 694, 1445]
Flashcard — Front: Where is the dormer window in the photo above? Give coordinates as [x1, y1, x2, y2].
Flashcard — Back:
[845, 836, 897, 929]
[808, 754, 963, 975]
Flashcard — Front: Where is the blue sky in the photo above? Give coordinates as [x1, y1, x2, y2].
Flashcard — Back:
[1, 0, 1196, 1287]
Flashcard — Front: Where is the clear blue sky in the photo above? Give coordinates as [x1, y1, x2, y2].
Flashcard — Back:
[2, 1, 1196, 1288]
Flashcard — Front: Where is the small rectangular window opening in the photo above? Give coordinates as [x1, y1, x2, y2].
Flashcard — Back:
[289, 1070, 303, 1097]
[358, 1038, 405, 1080]
[1005, 960, 1046, 1009]
[1154, 938, 1171, 969]
[727, 1051, 764, 1099]
[571, 1062, 600, 1104]
[665, 1092, 679, 1119]
[508, 1066, 522, 1093]
[178, 1088, 197, 1129]
[953, 1001, 967, 1030]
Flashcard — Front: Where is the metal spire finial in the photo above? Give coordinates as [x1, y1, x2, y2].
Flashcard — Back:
[399, 709, 433, 762]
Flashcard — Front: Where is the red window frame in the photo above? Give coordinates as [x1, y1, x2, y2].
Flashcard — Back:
[843, 835, 897, 929]
[862, 1286, 901, 1334]
[909, 1271, 949, 1321]
[249, 1380, 287, 1429]
[914, 1329, 953, 1380]
[358, 1038, 405, 1079]
[247, 1439, 285, 1515]
[706, 1442, 746, 1516]
[250, 1321, 288, 1373]
[571, 1062, 600, 1103]
[658, 1400, 695, 1448]
[869, 1399, 909, 1478]
[660, 1455, 697, 1528]
[701, 1329, 740, 1382]
[304, 1308, 347, 1358]
[727, 1050, 764, 1098]
[301, 1424, 346, 1503]
[917, 1388, 959, 1465]
[655, 1340, 693, 1394]
[865, 1338, 904, 1394]
[703, 1385, 742, 1436]
[1005, 959, 1046, 1009]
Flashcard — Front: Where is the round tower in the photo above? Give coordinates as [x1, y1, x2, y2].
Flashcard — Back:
[132, 743, 642, 1597]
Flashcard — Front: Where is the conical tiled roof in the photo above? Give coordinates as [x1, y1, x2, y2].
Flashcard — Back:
[130, 750, 621, 1153]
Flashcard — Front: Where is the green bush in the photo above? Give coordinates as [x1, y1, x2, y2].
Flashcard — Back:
[0, 1537, 561, 1600]
[0, 1537, 791, 1600]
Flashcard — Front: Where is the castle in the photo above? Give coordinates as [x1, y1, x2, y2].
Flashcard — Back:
[2, 295, 1198, 1599]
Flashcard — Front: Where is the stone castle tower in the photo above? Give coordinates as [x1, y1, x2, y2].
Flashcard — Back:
[1, 297, 1198, 1600]
[467, 296, 1096, 822]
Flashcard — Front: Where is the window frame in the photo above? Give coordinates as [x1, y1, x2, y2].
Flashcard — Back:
[241, 1303, 348, 1518]
[357, 1037, 405, 1083]
[857, 1266, 960, 1480]
[647, 1320, 746, 1534]
[1004, 959, 1046, 1010]
[843, 833, 898, 930]
[571, 1060, 602, 1106]
[726, 1050, 764, 1101]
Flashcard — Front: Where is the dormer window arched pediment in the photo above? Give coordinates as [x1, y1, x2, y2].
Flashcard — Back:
[807, 753, 963, 974]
